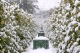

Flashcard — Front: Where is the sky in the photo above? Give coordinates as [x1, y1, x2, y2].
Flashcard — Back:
[37, 0, 61, 11]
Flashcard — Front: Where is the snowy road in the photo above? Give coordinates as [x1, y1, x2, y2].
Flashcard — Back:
[22, 41, 58, 53]
[23, 48, 57, 53]
[22, 13, 58, 53]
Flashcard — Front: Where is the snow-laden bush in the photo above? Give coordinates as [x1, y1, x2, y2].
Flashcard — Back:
[0, 0, 37, 53]
[46, 0, 80, 53]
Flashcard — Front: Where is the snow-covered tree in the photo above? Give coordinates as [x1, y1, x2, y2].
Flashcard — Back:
[46, 0, 80, 53]
[5, 0, 38, 14]
[0, 0, 37, 53]
[19, 0, 38, 13]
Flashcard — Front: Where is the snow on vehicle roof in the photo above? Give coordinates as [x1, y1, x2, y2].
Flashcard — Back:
[33, 36, 49, 40]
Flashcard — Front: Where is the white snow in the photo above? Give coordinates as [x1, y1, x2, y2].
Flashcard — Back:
[23, 48, 56, 53]
[33, 36, 49, 40]
[1, 0, 6, 2]
[68, 21, 77, 27]
[71, 21, 77, 24]
[32, 17, 46, 26]
[78, 23, 80, 26]
[64, 36, 70, 42]
[65, 4, 70, 10]
[23, 41, 58, 53]
[62, 44, 66, 50]
[75, 27, 78, 31]
[73, 46, 80, 53]
[77, 12, 80, 17]
[37, 0, 61, 11]
[77, 38, 80, 42]
[74, 0, 80, 6]
[72, 8, 76, 14]
[73, 42, 78, 46]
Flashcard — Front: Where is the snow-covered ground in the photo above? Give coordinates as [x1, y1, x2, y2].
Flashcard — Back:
[22, 34, 58, 53]
[23, 48, 57, 53]
[22, 40, 58, 53]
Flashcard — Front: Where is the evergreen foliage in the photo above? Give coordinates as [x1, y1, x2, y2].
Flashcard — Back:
[0, 0, 37, 53]
[46, 0, 80, 53]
